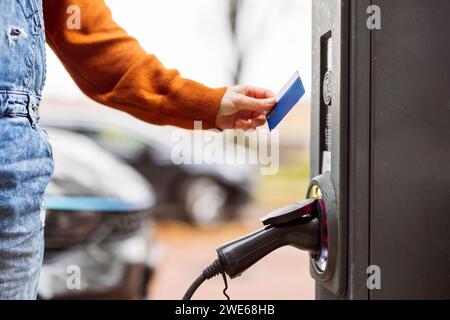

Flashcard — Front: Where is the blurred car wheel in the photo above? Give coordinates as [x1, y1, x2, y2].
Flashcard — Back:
[180, 177, 228, 227]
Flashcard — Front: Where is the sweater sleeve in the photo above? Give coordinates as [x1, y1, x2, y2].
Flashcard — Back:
[43, 0, 226, 129]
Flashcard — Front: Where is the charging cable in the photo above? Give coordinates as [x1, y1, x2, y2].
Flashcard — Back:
[182, 199, 322, 300]
[182, 259, 225, 300]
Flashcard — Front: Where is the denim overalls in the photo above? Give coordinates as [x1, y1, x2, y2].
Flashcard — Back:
[0, 0, 53, 299]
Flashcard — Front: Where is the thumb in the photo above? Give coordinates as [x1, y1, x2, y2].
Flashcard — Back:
[235, 94, 276, 112]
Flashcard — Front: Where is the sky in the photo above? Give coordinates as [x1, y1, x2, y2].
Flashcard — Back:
[43, 0, 312, 103]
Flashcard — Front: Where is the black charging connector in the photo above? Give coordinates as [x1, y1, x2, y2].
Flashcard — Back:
[182, 199, 322, 300]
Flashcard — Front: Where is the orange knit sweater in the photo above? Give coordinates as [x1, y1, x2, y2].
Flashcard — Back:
[44, 0, 227, 129]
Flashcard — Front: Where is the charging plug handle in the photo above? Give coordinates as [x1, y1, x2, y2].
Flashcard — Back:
[217, 217, 321, 279]
[183, 199, 322, 299]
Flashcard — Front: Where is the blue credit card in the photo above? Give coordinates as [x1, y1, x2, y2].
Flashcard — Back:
[267, 71, 305, 131]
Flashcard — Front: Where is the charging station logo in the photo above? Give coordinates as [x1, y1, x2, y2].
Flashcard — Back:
[367, 265, 381, 290]
[171, 121, 280, 175]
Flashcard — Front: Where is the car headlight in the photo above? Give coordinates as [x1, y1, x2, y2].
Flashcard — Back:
[44, 210, 104, 249]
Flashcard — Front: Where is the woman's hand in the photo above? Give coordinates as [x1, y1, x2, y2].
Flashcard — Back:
[216, 86, 276, 130]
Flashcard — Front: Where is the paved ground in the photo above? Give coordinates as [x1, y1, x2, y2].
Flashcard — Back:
[148, 221, 315, 300]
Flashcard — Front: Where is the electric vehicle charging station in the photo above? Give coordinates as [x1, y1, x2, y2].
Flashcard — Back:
[184, 0, 449, 301]
[311, 0, 450, 299]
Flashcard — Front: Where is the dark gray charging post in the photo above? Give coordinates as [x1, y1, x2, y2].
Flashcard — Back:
[311, 0, 450, 299]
